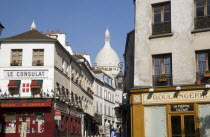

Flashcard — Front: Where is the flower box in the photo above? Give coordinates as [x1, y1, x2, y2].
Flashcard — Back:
[204, 73, 210, 77]
[158, 78, 167, 82]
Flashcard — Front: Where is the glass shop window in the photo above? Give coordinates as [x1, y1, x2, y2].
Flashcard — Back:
[32, 113, 45, 133]
[5, 113, 16, 133]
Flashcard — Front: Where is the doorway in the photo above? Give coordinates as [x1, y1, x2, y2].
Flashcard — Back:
[168, 104, 198, 137]
[170, 114, 196, 137]
[17, 115, 31, 134]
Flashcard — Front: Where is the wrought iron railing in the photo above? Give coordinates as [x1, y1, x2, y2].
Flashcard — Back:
[196, 72, 210, 84]
[152, 21, 171, 35]
[153, 74, 173, 87]
[195, 16, 210, 30]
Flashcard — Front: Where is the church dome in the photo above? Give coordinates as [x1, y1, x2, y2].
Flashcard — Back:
[95, 28, 120, 73]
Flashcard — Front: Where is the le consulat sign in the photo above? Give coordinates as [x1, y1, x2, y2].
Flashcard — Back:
[142, 90, 210, 104]
[4, 70, 48, 78]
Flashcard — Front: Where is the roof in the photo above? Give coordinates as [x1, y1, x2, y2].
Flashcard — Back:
[0, 29, 56, 41]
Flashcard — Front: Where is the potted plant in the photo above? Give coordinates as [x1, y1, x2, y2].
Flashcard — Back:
[36, 60, 41, 66]
[204, 70, 210, 77]
[11, 60, 18, 66]
[196, 80, 201, 85]
[158, 74, 168, 82]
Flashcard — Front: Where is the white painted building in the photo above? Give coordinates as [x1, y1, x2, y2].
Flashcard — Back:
[127, 0, 210, 137]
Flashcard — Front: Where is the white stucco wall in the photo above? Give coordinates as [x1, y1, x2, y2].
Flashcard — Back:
[135, 0, 210, 87]
[199, 104, 210, 137]
[0, 42, 55, 97]
[144, 106, 167, 137]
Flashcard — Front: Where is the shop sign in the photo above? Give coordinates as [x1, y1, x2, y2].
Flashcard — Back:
[0, 102, 51, 108]
[4, 70, 48, 78]
[54, 116, 61, 120]
[55, 110, 61, 116]
[171, 104, 194, 111]
[142, 90, 210, 104]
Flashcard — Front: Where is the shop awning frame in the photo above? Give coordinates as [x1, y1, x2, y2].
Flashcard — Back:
[31, 80, 43, 88]
[8, 80, 21, 88]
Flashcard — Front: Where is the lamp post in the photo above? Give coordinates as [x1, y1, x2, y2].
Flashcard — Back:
[0, 23, 4, 36]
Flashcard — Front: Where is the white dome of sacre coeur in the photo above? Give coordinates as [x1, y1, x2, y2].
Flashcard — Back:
[95, 28, 120, 75]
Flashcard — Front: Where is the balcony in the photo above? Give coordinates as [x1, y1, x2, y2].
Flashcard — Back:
[196, 72, 210, 84]
[152, 21, 171, 35]
[153, 74, 173, 87]
[195, 16, 210, 30]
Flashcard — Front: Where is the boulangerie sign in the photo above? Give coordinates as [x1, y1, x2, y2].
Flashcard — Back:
[142, 90, 210, 104]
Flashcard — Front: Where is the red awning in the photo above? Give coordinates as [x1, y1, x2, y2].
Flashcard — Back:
[30, 80, 43, 88]
[8, 80, 21, 88]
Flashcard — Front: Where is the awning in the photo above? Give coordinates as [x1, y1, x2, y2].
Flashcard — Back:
[30, 80, 43, 88]
[8, 80, 21, 88]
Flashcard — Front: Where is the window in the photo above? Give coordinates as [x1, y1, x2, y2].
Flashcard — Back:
[104, 90, 107, 99]
[11, 49, 22, 66]
[97, 85, 99, 96]
[100, 87, 102, 97]
[196, 51, 210, 72]
[96, 101, 99, 112]
[152, 2, 171, 35]
[104, 105, 106, 115]
[195, 0, 210, 29]
[100, 103, 102, 114]
[108, 106, 110, 116]
[108, 92, 111, 101]
[153, 54, 172, 87]
[153, 55, 172, 75]
[33, 49, 44, 66]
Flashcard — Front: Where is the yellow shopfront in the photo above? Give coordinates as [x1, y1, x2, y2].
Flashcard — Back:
[130, 86, 210, 137]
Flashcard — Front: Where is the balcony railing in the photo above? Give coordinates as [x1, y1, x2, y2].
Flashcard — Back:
[196, 72, 210, 84]
[152, 21, 171, 35]
[153, 74, 173, 87]
[195, 16, 210, 30]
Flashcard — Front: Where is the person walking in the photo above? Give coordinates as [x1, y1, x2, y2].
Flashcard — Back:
[111, 128, 120, 137]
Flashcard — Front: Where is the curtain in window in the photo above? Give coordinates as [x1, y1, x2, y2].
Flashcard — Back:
[154, 58, 162, 75]
[198, 53, 207, 72]
[164, 56, 171, 74]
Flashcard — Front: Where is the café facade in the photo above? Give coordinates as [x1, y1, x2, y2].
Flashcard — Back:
[0, 28, 83, 137]
[130, 85, 210, 137]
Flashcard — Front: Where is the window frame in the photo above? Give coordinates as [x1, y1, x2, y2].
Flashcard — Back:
[152, 2, 171, 24]
[153, 54, 172, 75]
[32, 49, 44, 66]
[11, 49, 22, 66]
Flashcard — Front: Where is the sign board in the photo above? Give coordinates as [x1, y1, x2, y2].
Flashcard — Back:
[0, 102, 51, 108]
[54, 116, 61, 120]
[4, 70, 48, 79]
[55, 110, 61, 116]
[171, 104, 194, 112]
[142, 90, 210, 104]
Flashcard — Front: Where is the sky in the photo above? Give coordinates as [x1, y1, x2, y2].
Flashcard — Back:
[0, 0, 134, 65]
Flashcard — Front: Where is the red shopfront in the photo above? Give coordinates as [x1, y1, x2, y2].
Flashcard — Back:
[0, 98, 56, 137]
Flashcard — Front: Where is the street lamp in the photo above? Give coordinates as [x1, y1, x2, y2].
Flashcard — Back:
[0, 23, 4, 36]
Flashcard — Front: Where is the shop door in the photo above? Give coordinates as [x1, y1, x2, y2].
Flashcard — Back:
[17, 115, 31, 136]
[170, 114, 196, 137]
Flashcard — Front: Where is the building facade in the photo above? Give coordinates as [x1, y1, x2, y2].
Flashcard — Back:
[127, 0, 210, 137]
[0, 23, 94, 137]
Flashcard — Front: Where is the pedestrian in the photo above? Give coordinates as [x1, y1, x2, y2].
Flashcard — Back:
[111, 127, 120, 137]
